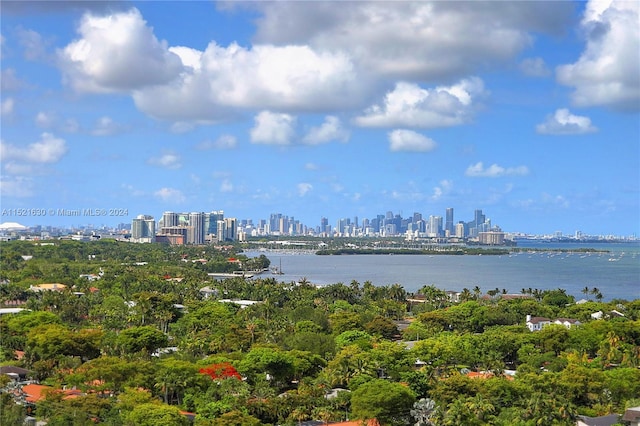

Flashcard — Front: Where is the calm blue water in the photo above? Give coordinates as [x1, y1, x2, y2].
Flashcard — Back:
[247, 242, 640, 301]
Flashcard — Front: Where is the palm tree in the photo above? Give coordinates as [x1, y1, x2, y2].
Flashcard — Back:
[582, 286, 590, 298]
[473, 286, 481, 299]
[460, 288, 473, 302]
[389, 283, 407, 302]
[465, 394, 495, 423]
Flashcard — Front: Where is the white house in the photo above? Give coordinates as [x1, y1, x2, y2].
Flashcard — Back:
[526, 315, 580, 331]
[554, 318, 581, 328]
[526, 315, 551, 331]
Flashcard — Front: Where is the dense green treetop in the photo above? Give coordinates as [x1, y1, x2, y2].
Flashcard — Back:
[0, 240, 638, 425]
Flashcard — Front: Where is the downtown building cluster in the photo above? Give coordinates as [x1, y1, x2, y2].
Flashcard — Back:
[131, 211, 236, 244]
[131, 208, 505, 245]
[323, 208, 503, 244]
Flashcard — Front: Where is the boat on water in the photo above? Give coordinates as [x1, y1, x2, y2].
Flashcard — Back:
[271, 258, 284, 275]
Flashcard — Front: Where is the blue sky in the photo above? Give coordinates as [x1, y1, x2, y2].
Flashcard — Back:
[1, 1, 638, 235]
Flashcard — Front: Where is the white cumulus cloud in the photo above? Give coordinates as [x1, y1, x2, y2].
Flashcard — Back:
[388, 129, 437, 152]
[355, 78, 485, 128]
[148, 152, 182, 169]
[250, 111, 296, 145]
[133, 41, 359, 121]
[297, 183, 313, 196]
[58, 8, 183, 93]
[154, 187, 186, 203]
[1, 133, 67, 164]
[465, 162, 530, 177]
[536, 108, 598, 135]
[302, 116, 349, 145]
[556, 0, 640, 110]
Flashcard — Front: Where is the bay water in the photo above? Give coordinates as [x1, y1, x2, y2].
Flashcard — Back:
[247, 242, 640, 301]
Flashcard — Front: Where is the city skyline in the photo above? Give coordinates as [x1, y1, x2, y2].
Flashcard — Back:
[3, 205, 638, 240]
[1, 1, 638, 236]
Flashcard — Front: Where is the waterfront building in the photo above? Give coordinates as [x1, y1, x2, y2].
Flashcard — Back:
[478, 230, 505, 245]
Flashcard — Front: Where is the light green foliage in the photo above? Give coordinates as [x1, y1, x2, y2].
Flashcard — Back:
[125, 403, 190, 426]
[329, 311, 364, 334]
[25, 323, 102, 364]
[197, 410, 262, 426]
[116, 325, 168, 355]
[351, 379, 416, 425]
[238, 346, 295, 386]
[335, 330, 373, 349]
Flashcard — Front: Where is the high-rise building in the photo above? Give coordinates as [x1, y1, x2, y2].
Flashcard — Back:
[427, 215, 443, 237]
[188, 212, 205, 245]
[131, 215, 155, 243]
[474, 209, 485, 225]
[445, 208, 454, 235]
[320, 217, 329, 235]
[162, 211, 178, 228]
[205, 211, 224, 236]
[467, 209, 487, 237]
[217, 218, 237, 242]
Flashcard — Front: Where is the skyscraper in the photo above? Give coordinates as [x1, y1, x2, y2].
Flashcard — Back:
[131, 215, 155, 243]
[445, 208, 454, 236]
[162, 211, 178, 228]
[428, 215, 443, 237]
[188, 212, 205, 245]
[205, 211, 224, 236]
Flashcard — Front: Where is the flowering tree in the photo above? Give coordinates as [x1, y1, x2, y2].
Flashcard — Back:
[199, 362, 242, 381]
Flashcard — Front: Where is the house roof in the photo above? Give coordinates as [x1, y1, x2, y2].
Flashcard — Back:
[527, 317, 551, 324]
[22, 384, 82, 403]
[22, 384, 53, 403]
[623, 407, 640, 422]
[577, 414, 621, 426]
[555, 318, 580, 324]
[0, 366, 32, 377]
[29, 283, 67, 292]
[328, 420, 380, 426]
[466, 371, 514, 381]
